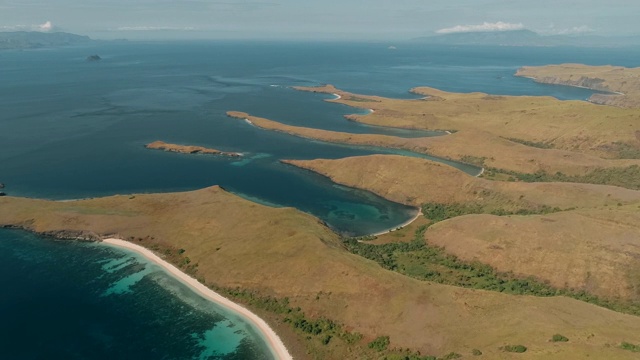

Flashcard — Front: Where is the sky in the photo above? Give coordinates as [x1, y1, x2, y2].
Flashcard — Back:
[1, 0, 639, 40]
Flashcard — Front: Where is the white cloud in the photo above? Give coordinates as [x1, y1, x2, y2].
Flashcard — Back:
[436, 21, 524, 34]
[0, 20, 55, 32]
[552, 25, 593, 35]
[38, 21, 53, 32]
[116, 26, 196, 31]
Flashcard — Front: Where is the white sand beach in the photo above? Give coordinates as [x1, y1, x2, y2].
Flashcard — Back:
[369, 209, 423, 237]
[102, 238, 293, 360]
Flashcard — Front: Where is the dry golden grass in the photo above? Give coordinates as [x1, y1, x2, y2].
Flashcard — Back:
[295, 83, 640, 159]
[427, 209, 640, 301]
[229, 111, 640, 176]
[516, 64, 640, 108]
[3, 188, 640, 359]
[285, 155, 640, 301]
[285, 155, 640, 209]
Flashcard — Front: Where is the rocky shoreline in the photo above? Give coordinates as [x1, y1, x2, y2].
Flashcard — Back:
[145, 141, 242, 157]
[1, 225, 101, 242]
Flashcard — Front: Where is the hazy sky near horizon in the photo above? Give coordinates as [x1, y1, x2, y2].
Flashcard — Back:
[1, 0, 639, 40]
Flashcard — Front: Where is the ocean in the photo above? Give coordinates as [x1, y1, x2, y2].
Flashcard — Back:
[1, 40, 638, 359]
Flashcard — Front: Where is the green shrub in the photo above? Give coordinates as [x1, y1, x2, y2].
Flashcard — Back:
[460, 155, 487, 167]
[339, 331, 363, 344]
[368, 336, 390, 351]
[620, 341, 640, 352]
[472, 348, 482, 356]
[488, 165, 640, 190]
[440, 352, 462, 359]
[551, 334, 569, 342]
[501, 345, 527, 353]
[505, 137, 554, 149]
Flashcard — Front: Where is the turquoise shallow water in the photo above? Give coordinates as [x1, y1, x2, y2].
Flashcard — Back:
[2, 41, 640, 359]
[0, 230, 273, 359]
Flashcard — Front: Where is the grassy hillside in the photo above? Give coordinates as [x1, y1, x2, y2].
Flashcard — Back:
[295, 83, 640, 160]
[7, 65, 640, 359]
[229, 111, 640, 188]
[516, 64, 640, 108]
[286, 155, 640, 303]
[3, 188, 640, 359]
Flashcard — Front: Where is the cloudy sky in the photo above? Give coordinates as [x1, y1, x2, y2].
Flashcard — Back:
[1, 0, 639, 40]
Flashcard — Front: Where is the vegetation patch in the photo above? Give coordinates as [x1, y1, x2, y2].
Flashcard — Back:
[501, 344, 527, 353]
[487, 165, 640, 190]
[345, 224, 559, 295]
[345, 96, 378, 103]
[439, 353, 462, 359]
[505, 137, 555, 149]
[368, 336, 390, 351]
[551, 334, 569, 342]
[217, 287, 452, 359]
[619, 341, 640, 352]
[422, 202, 560, 222]
[603, 141, 640, 159]
[460, 155, 487, 167]
[343, 202, 640, 317]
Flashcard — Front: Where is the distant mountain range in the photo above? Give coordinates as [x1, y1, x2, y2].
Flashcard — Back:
[0, 31, 92, 50]
[414, 29, 640, 47]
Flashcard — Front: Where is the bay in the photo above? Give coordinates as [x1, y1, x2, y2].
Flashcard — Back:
[1, 41, 638, 359]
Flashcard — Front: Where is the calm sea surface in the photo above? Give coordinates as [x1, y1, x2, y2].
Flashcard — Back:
[1, 41, 638, 359]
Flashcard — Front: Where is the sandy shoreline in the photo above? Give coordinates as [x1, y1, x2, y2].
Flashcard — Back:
[331, 93, 342, 100]
[101, 238, 293, 360]
[369, 208, 423, 237]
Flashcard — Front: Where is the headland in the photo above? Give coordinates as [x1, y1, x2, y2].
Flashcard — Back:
[516, 64, 640, 108]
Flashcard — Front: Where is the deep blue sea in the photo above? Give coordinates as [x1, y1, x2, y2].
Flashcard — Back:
[2, 41, 639, 359]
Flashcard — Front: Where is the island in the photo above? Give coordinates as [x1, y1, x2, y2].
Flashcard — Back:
[0, 31, 92, 50]
[4, 65, 640, 359]
[145, 141, 241, 157]
[86, 54, 101, 62]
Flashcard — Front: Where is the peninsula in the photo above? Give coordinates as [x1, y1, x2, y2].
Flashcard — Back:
[285, 155, 640, 301]
[516, 64, 640, 108]
[3, 186, 640, 359]
[5, 64, 640, 359]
